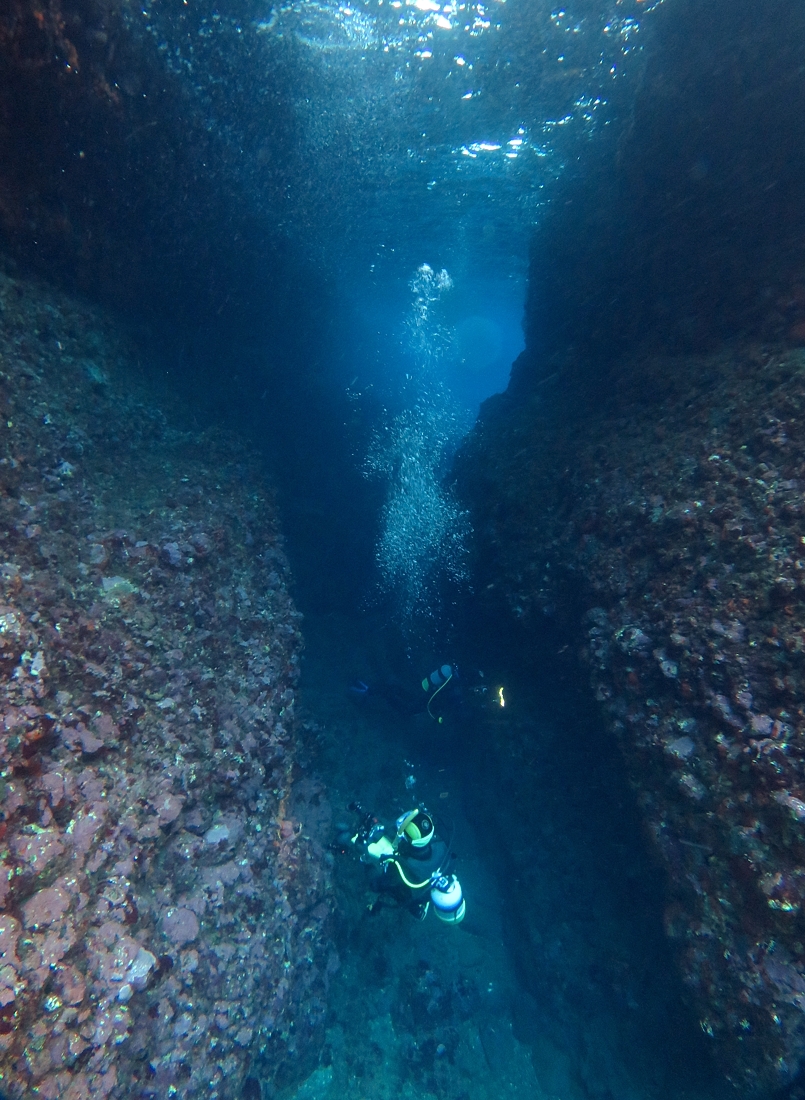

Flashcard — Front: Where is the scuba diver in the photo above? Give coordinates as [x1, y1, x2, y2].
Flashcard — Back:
[343, 804, 466, 923]
[350, 663, 463, 725]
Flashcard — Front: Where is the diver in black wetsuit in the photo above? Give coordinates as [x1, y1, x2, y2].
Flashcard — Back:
[350, 663, 463, 724]
[358, 807, 466, 923]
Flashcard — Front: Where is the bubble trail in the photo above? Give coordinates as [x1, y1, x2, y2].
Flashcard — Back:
[367, 264, 471, 627]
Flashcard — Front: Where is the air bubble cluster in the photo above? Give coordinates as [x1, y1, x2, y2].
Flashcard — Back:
[367, 265, 471, 626]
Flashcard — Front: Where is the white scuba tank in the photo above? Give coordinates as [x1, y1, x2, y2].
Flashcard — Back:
[430, 873, 466, 923]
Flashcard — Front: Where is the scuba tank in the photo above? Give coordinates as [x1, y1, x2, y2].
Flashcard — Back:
[430, 874, 465, 923]
[421, 664, 454, 722]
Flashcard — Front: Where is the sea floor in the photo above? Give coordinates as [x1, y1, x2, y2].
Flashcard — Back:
[282, 612, 538, 1100]
[279, 613, 730, 1100]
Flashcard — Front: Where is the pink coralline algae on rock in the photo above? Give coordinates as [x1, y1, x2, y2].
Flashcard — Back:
[162, 907, 200, 946]
[0, 265, 331, 1099]
[0, 915, 22, 1007]
[152, 793, 184, 826]
[22, 884, 71, 931]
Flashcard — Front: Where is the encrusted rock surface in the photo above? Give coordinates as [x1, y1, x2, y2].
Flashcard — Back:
[0, 260, 332, 1098]
[459, 344, 805, 1095]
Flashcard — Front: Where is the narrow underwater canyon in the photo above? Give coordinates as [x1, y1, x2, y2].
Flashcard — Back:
[2, 0, 805, 1097]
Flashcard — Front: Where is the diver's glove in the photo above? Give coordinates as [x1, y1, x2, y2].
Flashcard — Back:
[366, 834, 395, 863]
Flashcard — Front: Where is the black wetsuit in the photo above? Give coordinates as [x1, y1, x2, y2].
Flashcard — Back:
[369, 677, 463, 723]
[393, 836, 449, 899]
[368, 831, 450, 917]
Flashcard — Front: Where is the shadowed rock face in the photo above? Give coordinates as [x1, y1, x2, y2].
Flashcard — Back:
[457, 0, 805, 1094]
[0, 0, 381, 617]
[511, 0, 805, 393]
[0, 0, 300, 327]
[459, 347, 805, 1094]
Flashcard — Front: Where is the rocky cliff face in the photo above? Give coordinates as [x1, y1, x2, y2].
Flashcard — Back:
[513, 0, 805, 392]
[459, 345, 805, 1095]
[0, 0, 298, 327]
[457, 0, 805, 1092]
[0, 260, 332, 1100]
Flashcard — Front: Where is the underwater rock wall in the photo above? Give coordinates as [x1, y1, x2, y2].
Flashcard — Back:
[0, 0, 379, 618]
[513, 0, 805, 391]
[463, 2, 805, 1088]
[459, 345, 805, 1095]
[0, 0, 300, 328]
[0, 260, 332, 1099]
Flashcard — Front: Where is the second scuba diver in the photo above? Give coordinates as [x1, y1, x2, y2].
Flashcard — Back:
[351, 663, 462, 725]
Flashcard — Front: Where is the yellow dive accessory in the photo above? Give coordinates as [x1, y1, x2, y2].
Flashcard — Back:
[391, 861, 435, 890]
[366, 830, 433, 888]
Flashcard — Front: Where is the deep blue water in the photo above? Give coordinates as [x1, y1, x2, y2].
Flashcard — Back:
[132, 0, 653, 406]
[111, 0, 665, 622]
